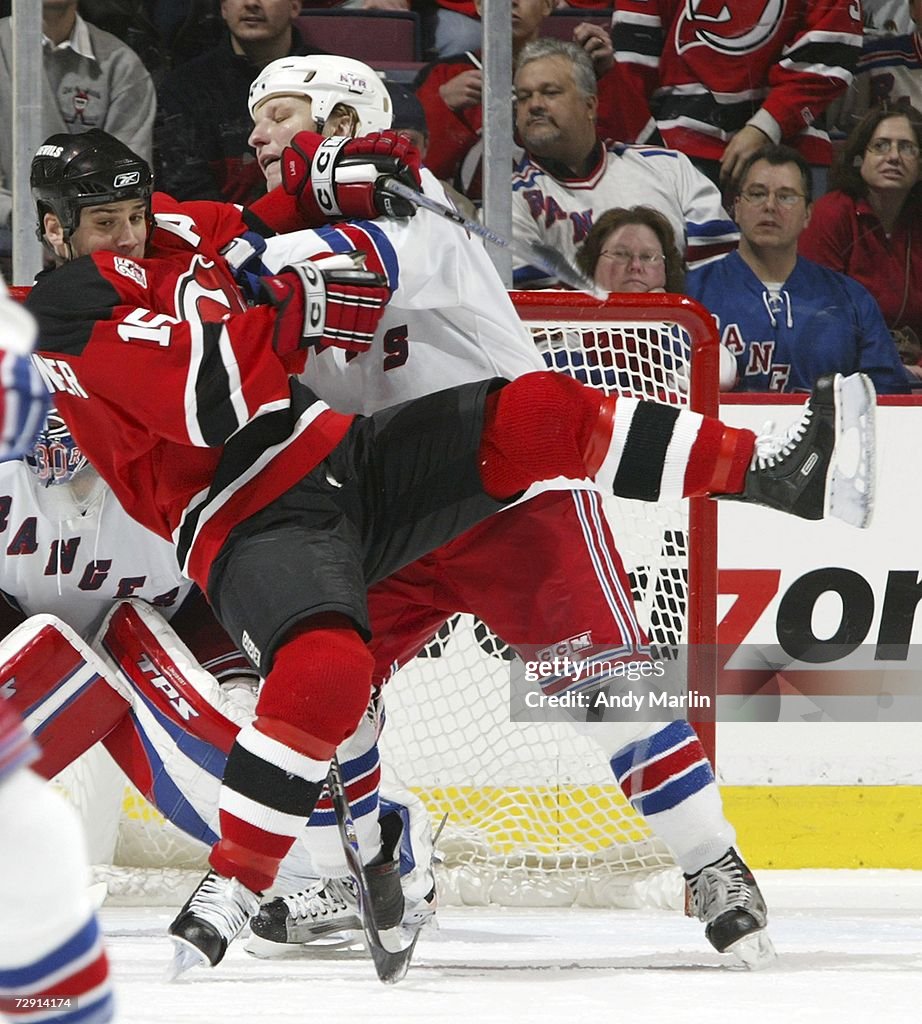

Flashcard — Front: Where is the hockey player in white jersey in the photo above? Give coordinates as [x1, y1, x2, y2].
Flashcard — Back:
[0, 701, 115, 1024]
[239, 54, 779, 967]
[0, 287, 114, 1023]
[0, 274, 48, 459]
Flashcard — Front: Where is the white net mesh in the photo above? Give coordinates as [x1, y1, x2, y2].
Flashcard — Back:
[54, 294, 716, 908]
[376, 295, 716, 907]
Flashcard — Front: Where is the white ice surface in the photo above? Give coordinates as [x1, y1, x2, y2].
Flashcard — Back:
[102, 871, 922, 1024]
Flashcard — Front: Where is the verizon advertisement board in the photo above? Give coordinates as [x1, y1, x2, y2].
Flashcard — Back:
[716, 397, 922, 724]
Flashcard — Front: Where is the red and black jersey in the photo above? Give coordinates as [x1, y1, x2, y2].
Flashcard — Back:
[612, 0, 862, 165]
[25, 194, 355, 591]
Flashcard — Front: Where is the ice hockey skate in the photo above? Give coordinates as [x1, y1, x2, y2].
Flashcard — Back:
[167, 870, 261, 979]
[248, 810, 438, 956]
[247, 876, 437, 957]
[728, 371, 876, 528]
[684, 848, 776, 969]
[250, 876, 362, 947]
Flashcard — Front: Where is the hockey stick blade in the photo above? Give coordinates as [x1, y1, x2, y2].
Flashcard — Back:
[379, 177, 608, 299]
[327, 756, 421, 984]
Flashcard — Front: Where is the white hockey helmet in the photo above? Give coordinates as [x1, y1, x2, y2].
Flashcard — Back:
[248, 55, 393, 136]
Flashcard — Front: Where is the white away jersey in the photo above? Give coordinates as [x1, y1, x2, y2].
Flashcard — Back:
[256, 170, 546, 415]
[511, 142, 738, 285]
[0, 463, 191, 638]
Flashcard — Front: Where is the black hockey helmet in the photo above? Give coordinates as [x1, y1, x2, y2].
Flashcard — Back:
[30, 128, 153, 243]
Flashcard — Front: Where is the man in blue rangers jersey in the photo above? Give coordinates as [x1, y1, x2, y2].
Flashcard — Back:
[686, 144, 909, 395]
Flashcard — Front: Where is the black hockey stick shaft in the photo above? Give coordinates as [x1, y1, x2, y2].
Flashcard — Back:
[327, 755, 420, 984]
[379, 177, 608, 299]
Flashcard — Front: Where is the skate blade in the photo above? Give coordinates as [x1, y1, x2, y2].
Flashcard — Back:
[725, 928, 777, 970]
[827, 372, 876, 529]
[165, 938, 210, 982]
[87, 882, 108, 910]
[245, 932, 363, 959]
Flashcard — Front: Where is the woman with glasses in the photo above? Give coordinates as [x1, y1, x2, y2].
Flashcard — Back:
[576, 205, 685, 294]
[534, 206, 698, 394]
[799, 106, 922, 381]
[569, 205, 738, 392]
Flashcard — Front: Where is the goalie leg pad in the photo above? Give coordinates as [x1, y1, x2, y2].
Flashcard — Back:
[0, 615, 131, 779]
[95, 600, 245, 848]
[379, 782, 436, 909]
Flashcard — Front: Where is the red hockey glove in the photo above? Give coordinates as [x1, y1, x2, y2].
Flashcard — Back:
[260, 252, 390, 358]
[280, 130, 422, 223]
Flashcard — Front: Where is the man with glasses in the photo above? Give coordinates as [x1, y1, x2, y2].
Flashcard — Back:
[686, 144, 908, 394]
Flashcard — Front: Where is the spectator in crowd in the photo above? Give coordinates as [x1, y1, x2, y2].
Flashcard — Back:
[154, 0, 321, 203]
[686, 144, 909, 394]
[415, 0, 653, 202]
[832, 2, 922, 133]
[385, 79, 478, 220]
[78, 0, 168, 81]
[799, 105, 922, 381]
[566, 205, 690, 391]
[576, 204, 685, 294]
[0, 0, 156, 233]
[576, 205, 741, 392]
[426, 0, 481, 60]
[611, 0, 864, 195]
[511, 40, 737, 287]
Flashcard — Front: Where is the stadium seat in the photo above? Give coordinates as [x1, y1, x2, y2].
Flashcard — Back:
[296, 9, 422, 64]
[541, 10, 611, 42]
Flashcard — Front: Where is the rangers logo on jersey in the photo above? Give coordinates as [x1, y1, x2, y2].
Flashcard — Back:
[674, 0, 785, 57]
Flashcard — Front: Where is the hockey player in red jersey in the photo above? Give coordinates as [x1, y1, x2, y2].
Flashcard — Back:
[25, 127, 875, 976]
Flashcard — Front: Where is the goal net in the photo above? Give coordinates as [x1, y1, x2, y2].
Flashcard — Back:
[52, 291, 719, 907]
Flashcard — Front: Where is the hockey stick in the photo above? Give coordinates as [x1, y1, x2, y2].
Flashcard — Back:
[379, 177, 608, 299]
[327, 755, 421, 984]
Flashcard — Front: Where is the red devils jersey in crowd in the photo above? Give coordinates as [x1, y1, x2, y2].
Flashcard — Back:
[25, 195, 358, 591]
[612, 0, 863, 165]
